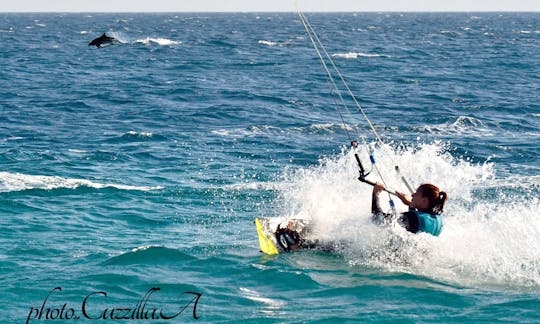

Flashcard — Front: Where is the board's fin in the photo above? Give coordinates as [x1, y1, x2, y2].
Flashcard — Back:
[255, 218, 279, 255]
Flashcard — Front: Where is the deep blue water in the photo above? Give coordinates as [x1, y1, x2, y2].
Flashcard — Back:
[1, 12, 539, 323]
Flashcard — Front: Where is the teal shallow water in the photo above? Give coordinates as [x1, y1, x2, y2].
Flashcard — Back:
[1, 13, 539, 322]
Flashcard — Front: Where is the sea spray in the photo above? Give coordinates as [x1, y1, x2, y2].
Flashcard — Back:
[274, 142, 540, 289]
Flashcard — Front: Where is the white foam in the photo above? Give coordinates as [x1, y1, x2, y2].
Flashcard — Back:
[0, 172, 163, 192]
[258, 40, 279, 46]
[274, 143, 539, 289]
[223, 181, 282, 191]
[258, 39, 294, 47]
[305, 123, 357, 133]
[67, 149, 88, 154]
[126, 130, 153, 137]
[239, 287, 286, 308]
[131, 245, 159, 252]
[211, 126, 277, 138]
[211, 123, 356, 138]
[421, 116, 495, 137]
[135, 37, 181, 46]
[332, 52, 384, 59]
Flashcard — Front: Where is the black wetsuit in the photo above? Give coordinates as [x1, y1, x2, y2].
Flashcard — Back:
[371, 190, 419, 233]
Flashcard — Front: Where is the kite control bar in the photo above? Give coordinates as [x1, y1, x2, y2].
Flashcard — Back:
[351, 141, 398, 197]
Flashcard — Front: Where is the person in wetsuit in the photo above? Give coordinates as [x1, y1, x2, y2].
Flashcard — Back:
[372, 183, 447, 236]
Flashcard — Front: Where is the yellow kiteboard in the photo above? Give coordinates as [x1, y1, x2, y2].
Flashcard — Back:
[255, 218, 279, 255]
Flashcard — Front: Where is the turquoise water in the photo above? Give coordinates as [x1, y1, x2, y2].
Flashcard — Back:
[1, 13, 539, 322]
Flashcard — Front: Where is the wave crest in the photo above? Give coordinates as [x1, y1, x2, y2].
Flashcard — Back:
[135, 37, 181, 46]
[421, 116, 494, 136]
[0, 172, 163, 193]
[332, 52, 386, 59]
[104, 246, 196, 265]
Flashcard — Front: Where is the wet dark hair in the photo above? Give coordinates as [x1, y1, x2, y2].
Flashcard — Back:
[418, 184, 447, 215]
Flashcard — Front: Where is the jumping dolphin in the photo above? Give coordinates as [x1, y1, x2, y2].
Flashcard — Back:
[88, 33, 117, 48]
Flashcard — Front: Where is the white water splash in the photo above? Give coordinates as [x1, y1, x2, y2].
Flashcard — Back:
[0, 172, 163, 192]
[106, 31, 129, 44]
[274, 143, 540, 290]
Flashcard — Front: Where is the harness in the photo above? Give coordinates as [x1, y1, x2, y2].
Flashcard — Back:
[415, 211, 443, 236]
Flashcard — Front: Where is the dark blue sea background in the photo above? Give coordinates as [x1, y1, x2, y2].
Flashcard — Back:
[1, 12, 539, 322]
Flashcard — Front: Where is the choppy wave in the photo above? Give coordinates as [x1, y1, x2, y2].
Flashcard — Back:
[258, 39, 291, 47]
[135, 37, 181, 46]
[303, 123, 358, 133]
[0, 172, 163, 192]
[258, 40, 280, 46]
[440, 30, 462, 36]
[211, 126, 275, 138]
[272, 143, 540, 289]
[222, 181, 282, 191]
[211, 123, 358, 138]
[127, 130, 152, 136]
[421, 116, 495, 137]
[3, 12, 540, 322]
[332, 52, 386, 59]
[104, 246, 196, 265]
[239, 287, 287, 308]
[99, 131, 166, 144]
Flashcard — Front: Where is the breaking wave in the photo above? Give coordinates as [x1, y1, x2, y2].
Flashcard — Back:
[0, 172, 163, 193]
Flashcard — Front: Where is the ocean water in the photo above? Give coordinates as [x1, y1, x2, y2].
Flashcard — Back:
[1, 12, 539, 323]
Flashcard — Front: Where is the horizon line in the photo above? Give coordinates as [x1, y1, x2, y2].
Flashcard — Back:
[2, 10, 540, 13]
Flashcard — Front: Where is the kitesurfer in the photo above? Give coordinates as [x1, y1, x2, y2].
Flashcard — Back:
[372, 183, 447, 236]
